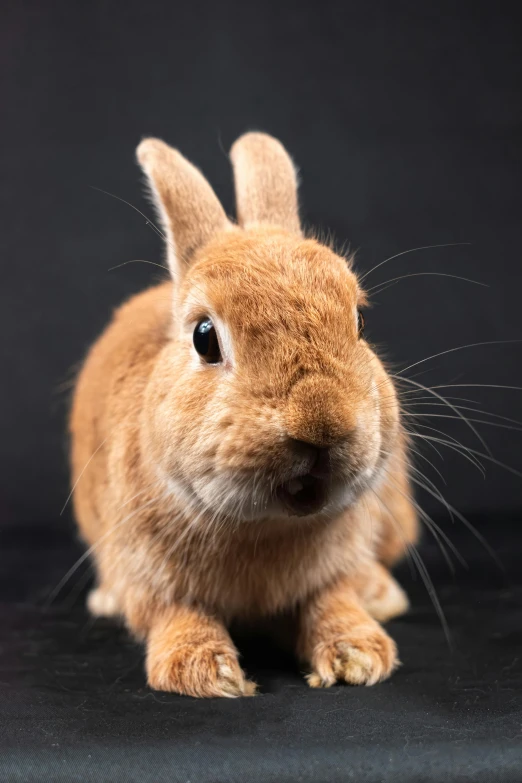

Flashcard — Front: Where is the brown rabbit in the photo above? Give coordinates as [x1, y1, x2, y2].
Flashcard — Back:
[70, 132, 418, 697]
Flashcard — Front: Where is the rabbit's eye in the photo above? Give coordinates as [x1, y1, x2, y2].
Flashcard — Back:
[357, 310, 365, 338]
[193, 319, 222, 364]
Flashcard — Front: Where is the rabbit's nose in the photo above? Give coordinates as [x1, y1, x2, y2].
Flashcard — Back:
[284, 376, 357, 451]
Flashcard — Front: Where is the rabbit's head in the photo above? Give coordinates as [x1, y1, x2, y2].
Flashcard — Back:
[138, 133, 400, 520]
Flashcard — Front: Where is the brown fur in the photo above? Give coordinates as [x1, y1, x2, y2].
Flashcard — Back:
[70, 133, 418, 697]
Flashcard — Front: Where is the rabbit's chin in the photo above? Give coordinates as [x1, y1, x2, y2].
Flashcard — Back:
[164, 463, 381, 523]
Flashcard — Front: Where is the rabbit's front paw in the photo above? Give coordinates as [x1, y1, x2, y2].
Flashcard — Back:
[306, 626, 398, 688]
[147, 641, 257, 698]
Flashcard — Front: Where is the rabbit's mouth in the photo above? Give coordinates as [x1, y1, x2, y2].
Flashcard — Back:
[276, 474, 328, 517]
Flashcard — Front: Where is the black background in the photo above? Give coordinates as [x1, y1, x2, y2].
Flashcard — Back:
[1, 3, 522, 782]
[1, 0, 521, 529]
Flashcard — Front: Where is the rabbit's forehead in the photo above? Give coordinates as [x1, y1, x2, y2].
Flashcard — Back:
[185, 231, 361, 332]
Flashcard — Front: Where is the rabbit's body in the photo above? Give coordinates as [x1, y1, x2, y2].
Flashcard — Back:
[70, 135, 418, 697]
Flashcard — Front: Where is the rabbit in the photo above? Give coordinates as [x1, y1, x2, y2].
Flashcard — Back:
[70, 132, 418, 697]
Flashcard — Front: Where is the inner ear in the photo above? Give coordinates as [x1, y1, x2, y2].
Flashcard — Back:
[230, 132, 301, 234]
[137, 138, 232, 282]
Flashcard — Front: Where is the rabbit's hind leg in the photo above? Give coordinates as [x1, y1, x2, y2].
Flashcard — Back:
[87, 585, 120, 618]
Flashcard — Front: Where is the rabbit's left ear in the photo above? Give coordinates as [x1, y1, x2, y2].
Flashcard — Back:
[230, 132, 302, 234]
[137, 138, 232, 282]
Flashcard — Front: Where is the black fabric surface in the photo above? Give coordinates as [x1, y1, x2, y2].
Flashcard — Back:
[1, 519, 521, 782]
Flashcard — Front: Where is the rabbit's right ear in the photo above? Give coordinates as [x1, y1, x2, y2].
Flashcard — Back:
[137, 138, 232, 282]
[230, 132, 301, 234]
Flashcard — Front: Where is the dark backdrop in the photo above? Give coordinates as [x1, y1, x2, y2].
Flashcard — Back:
[1, 0, 521, 532]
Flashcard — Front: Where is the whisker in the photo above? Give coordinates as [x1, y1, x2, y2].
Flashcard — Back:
[407, 443, 447, 483]
[426, 439, 522, 480]
[412, 383, 522, 393]
[392, 374, 492, 458]
[407, 401, 522, 428]
[60, 563, 95, 610]
[60, 438, 108, 516]
[403, 394, 481, 405]
[381, 467, 466, 571]
[404, 412, 522, 432]
[367, 281, 400, 297]
[108, 259, 169, 272]
[406, 430, 522, 480]
[406, 430, 486, 475]
[368, 271, 488, 295]
[90, 186, 171, 247]
[370, 487, 452, 646]
[405, 473, 503, 570]
[397, 340, 522, 379]
[359, 242, 471, 283]
[44, 495, 161, 608]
